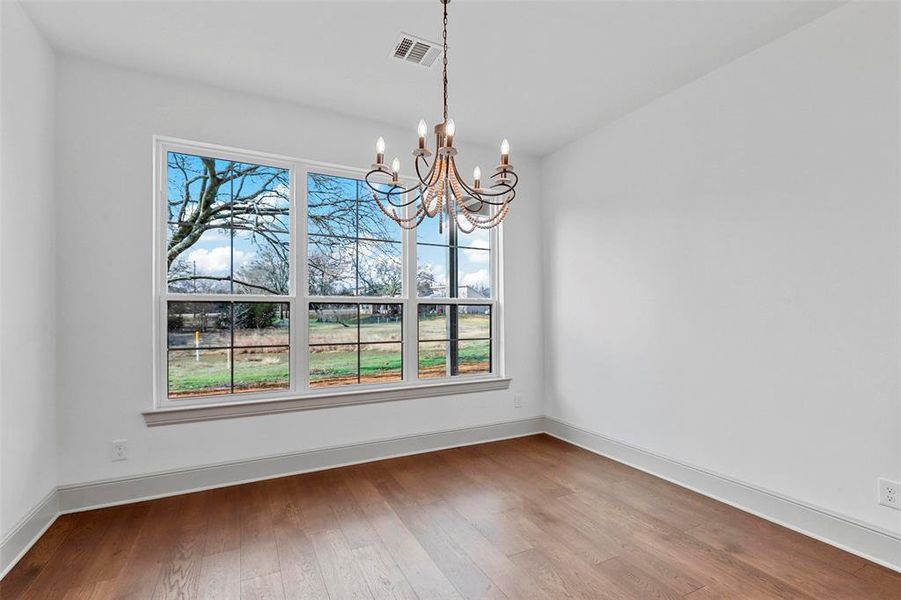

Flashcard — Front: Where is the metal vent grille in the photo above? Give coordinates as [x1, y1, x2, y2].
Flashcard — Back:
[394, 37, 413, 59]
[391, 33, 441, 68]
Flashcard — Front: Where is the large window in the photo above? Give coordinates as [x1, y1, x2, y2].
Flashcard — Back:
[156, 140, 500, 406]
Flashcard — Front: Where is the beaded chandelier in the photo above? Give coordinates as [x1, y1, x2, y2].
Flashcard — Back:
[365, 0, 518, 234]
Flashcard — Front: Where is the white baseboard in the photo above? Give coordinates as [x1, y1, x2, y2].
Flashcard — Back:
[57, 417, 546, 513]
[543, 416, 901, 573]
[0, 488, 59, 579]
[4, 414, 899, 581]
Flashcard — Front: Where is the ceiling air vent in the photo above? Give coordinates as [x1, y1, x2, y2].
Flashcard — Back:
[391, 32, 441, 68]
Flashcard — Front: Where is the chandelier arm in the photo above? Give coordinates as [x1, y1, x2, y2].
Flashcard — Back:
[447, 156, 516, 206]
[364, 169, 423, 205]
[448, 156, 514, 198]
[414, 154, 436, 187]
[489, 169, 519, 188]
[453, 175, 515, 224]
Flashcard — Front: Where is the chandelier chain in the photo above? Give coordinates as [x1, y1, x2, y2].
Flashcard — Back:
[442, 0, 448, 121]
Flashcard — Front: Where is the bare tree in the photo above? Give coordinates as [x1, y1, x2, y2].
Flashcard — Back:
[168, 158, 405, 296]
[167, 153, 289, 294]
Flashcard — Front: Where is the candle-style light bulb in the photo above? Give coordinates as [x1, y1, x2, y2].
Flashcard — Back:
[445, 118, 456, 147]
[417, 120, 427, 149]
[376, 136, 386, 164]
[500, 138, 510, 165]
[391, 157, 400, 180]
[473, 166, 482, 189]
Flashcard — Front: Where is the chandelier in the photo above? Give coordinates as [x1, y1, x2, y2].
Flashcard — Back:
[365, 0, 517, 234]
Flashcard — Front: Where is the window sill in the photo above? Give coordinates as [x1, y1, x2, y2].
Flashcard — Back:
[143, 377, 512, 426]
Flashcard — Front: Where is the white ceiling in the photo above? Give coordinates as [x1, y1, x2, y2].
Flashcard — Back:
[23, 0, 840, 155]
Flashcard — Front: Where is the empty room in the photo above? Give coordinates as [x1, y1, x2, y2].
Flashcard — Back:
[1, 0, 900, 597]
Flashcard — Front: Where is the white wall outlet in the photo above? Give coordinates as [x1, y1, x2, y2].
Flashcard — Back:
[513, 392, 523, 408]
[878, 478, 900, 510]
[111, 439, 128, 462]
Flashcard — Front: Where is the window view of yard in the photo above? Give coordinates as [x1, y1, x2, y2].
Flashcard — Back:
[418, 305, 491, 378]
[160, 147, 497, 401]
[167, 301, 290, 398]
[309, 304, 402, 387]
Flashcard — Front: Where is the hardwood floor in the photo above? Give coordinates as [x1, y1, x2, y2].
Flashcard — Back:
[2, 434, 899, 599]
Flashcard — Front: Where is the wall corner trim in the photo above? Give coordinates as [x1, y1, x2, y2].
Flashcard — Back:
[0, 488, 60, 579]
[544, 416, 901, 573]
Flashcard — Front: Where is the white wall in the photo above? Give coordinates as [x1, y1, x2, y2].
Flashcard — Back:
[54, 57, 544, 486]
[542, 2, 901, 535]
[0, 1, 58, 538]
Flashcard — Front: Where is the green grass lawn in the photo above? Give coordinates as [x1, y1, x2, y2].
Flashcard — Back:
[168, 349, 289, 397]
[169, 315, 491, 397]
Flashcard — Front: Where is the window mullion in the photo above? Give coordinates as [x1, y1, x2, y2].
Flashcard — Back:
[403, 192, 418, 383]
[297, 164, 310, 392]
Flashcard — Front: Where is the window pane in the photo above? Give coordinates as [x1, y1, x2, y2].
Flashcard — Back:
[416, 211, 449, 246]
[310, 344, 358, 388]
[457, 247, 491, 298]
[458, 305, 491, 339]
[233, 302, 289, 346]
[233, 347, 290, 393]
[458, 340, 491, 375]
[418, 304, 449, 341]
[458, 227, 489, 250]
[166, 152, 290, 296]
[418, 341, 448, 379]
[167, 228, 234, 294]
[308, 235, 355, 296]
[168, 302, 231, 348]
[168, 300, 293, 398]
[309, 304, 358, 345]
[307, 173, 357, 238]
[233, 229, 290, 295]
[358, 194, 401, 242]
[360, 343, 402, 384]
[358, 240, 401, 297]
[166, 152, 290, 294]
[167, 152, 205, 221]
[360, 304, 402, 342]
[417, 305, 492, 378]
[168, 349, 231, 398]
[417, 244, 449, 297]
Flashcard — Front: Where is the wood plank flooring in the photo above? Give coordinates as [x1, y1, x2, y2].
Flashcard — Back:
[3, 435, 899, 599]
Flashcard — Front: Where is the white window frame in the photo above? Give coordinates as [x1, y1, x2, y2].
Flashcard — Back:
[148, 137, 508, 423]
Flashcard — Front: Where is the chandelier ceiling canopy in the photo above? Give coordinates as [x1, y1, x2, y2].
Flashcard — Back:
[365, 0, 517, 234]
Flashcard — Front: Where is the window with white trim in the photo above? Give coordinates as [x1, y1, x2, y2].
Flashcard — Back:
[156, 139, 500, 407]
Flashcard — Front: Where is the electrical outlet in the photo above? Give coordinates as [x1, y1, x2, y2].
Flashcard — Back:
[513, 392, 523, 408]
[111, 439, 128, 462]
[878, 478, 900, 510]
